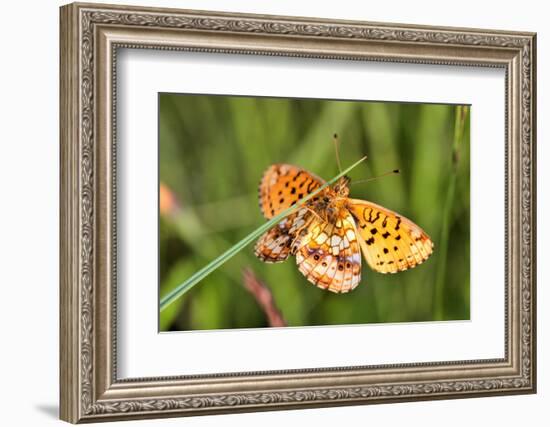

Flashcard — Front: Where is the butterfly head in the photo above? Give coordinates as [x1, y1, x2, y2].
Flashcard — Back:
[332, 176, 351, 198]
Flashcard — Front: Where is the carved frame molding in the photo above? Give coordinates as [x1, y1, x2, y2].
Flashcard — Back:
[60, 2, 536, 423]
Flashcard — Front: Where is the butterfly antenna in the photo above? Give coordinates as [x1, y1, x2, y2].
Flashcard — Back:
[333, 133, 342, 173]
[352, 169, 400, 185]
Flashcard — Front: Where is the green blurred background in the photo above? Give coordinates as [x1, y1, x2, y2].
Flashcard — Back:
[159, 93, 470, 331]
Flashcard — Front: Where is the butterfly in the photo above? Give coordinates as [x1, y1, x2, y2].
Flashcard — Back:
[254, 164, 434, 293]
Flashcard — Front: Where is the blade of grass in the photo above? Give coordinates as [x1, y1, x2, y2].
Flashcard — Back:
[160, 155, 368, 312]
[433, 105, 468, 320]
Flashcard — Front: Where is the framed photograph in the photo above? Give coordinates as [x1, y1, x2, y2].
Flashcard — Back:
[158, 94, 468, 332]
[60, 2, 536, 423]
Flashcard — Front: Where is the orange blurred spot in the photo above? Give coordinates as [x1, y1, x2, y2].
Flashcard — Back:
[159, 182, 177, 217]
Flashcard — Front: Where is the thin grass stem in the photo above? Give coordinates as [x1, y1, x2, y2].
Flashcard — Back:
[433, 106, 468, 319]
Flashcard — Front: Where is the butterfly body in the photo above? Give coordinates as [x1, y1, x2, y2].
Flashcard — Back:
[307, 179, 349, 224]
[255, 164, 433, 293]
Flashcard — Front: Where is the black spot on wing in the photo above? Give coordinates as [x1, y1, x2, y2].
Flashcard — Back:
[307, 181, 317, 192]
[395, 217, 401, 230]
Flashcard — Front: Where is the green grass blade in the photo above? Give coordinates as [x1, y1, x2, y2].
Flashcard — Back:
[433, 105, 469, 319]
[160, 156, 367, 312]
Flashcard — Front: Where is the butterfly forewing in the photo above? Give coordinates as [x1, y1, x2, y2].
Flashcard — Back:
[347, 199, 434, 274]
[258, 164, 324, 219]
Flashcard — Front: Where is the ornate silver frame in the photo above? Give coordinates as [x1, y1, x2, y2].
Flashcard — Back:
[60, 2, 537, 423]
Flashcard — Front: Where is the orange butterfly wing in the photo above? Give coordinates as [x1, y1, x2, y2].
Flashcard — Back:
[347, 199, 434, 274]
[254, 207, 314, 263]
[258, 164, 324, 219]
[295, 212, 362, 293]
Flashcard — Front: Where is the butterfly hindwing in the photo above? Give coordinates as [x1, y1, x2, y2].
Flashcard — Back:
[347, 199, 433, 274]
[295, 212, 362, 293]
[254, 208, 313, 263]
[258, 164, 324, 219]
